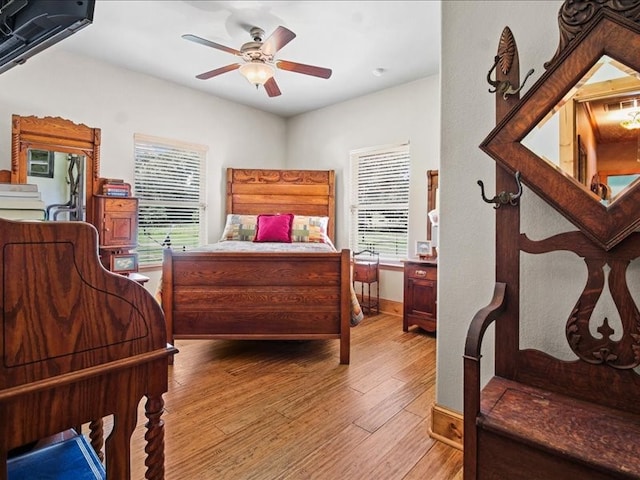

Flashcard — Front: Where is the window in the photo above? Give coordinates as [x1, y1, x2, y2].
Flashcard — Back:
[134, 134, 207, 266]
[350, 143, 410, 262]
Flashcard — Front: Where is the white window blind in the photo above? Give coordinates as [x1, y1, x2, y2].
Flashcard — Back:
[134, 134, 207, 266]
[350, 144, 410, 262]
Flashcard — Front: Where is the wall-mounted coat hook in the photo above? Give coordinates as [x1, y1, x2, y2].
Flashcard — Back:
[487, 55, 535, 100]
[478, 171, 522, 209]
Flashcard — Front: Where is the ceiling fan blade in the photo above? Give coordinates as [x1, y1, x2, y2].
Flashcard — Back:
[276, 60, 332, 79]
[261, 26, 296, 56]
[196, 63, 241, 80]
[264, 77, 282, 97]
[182, 34, 242, 56]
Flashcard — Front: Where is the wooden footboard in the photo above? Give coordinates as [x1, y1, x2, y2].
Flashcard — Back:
[162, 248, 351, 364]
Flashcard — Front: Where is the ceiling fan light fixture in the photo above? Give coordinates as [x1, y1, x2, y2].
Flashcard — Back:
[239, 61, 275, 86]
[184, 26, 331, 97]
[621, 110, 640, 130]
[619, 99, 640, 130]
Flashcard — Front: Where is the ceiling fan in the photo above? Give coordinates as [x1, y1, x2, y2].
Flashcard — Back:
[182, 25, 332, 97]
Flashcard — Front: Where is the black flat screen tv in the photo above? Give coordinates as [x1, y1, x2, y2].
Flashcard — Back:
[0, 0, 95, 74]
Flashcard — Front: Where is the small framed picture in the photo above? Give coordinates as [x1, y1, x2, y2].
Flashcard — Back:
[416, 240, 432, 259]
[110, 253, 138, 274]
[27, 149, 54, 178]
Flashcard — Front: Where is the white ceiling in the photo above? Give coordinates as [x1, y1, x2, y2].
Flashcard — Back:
[57, 0, 441, 118]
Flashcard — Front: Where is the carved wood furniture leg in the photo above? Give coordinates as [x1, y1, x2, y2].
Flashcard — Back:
[89, 418, 105, 461]
[105, 409, 136, 479]
[144, 395, 166, 480]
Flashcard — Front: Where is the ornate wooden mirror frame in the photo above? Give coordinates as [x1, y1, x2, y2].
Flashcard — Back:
[481, 3, 640, 250]
[10, 115, 101, 226]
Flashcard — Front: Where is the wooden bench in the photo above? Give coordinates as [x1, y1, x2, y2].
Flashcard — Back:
[464, 232, 640, 479]
[478, 377, 640, 479]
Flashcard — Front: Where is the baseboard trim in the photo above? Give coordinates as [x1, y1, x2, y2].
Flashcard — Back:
[379, 298, 402, 316]
[429, 403, 463, 450]
[355, 295, 403, 317]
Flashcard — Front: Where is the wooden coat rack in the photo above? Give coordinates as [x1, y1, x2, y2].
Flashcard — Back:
[464, 2, 640, 478]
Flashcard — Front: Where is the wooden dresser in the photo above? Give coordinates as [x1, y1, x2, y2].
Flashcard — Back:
[403, 259, 437, 333]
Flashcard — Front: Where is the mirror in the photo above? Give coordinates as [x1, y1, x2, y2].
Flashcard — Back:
[10, 115, 101, 226]
[427, 169, 439, 247]
[480, 5, 640, 250]
[522, 55, 640, 206]
[26, 149, 86, 220]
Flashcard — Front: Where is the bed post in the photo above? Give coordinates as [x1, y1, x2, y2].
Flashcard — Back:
[162, 248, 174, 350]
[225, 168, 234, 216]
[340, 248, 351, 364]
[327, 170, 336, 243]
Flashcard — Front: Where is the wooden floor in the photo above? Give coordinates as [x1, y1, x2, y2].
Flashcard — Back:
[128, 313, 463, 479]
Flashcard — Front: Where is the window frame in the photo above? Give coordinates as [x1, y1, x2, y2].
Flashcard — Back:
[349, 142, 411, 263]
[133, 134, 207, 268]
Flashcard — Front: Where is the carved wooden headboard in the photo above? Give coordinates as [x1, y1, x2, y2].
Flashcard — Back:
[226, 168, 336, 242]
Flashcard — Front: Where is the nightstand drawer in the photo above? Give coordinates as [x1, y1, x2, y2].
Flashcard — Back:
[353, 262, 378, 282]
[406, 264, 436, 280]
[101, 196, 138, 213]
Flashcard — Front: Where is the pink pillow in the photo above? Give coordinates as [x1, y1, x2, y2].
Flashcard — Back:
[254, 213, 294, 242]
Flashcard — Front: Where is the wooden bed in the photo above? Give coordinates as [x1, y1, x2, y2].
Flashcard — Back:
[0, 217, 176, 479]
[161, 168, 353, 364]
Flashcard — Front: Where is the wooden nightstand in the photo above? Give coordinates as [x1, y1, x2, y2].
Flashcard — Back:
[94, 194, 139, 272]
[352, 250, 379, 315]
[95, 195, 138, 248]
[403, 259, 437, 333]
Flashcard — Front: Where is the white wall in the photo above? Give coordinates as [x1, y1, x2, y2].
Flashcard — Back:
[0, 48, 287, 245]
[1, 48, 439, 301]
[437, 1, 569, 412]
[286, 76, 441, 301]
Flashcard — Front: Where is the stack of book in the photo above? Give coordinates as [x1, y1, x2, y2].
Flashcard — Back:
[101, 179, 131, 197]
[0, 183, 46, 220]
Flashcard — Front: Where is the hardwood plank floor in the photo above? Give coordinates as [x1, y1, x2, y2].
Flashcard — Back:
[128, 313, 463, 479]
